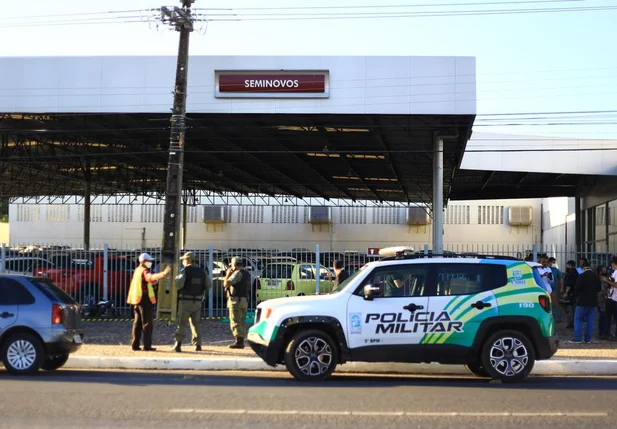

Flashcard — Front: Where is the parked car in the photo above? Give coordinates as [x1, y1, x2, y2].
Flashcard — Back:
[255, 262, 335, 303]
[0, 274, 83, 374]
[3, 257, 55, 276]
[39, 254, 133, 304]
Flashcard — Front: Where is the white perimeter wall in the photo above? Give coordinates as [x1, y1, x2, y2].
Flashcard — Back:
[0, 55, 475, 115]
[8, 198, 541, 251]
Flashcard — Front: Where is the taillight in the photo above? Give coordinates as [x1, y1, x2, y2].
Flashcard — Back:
[538, 295, 551, 313]
[256, 279, 261, 290]
[286, 281, 295, 290]
[52, 304, 64, 325]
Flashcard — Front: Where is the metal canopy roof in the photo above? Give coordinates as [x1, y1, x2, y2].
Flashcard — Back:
[0, 113, 598, 205]
[1, 113, 473, 205]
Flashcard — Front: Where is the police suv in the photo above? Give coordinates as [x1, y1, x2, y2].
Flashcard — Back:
[247, 247, 559, 383]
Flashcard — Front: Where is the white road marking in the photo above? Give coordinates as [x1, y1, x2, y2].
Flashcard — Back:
[169, 409, 609, 417]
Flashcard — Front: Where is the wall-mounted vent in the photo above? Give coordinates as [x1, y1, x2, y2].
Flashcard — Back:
[78, 206, 103, 223]
[309, 206, 331, 224]
[272, 206, 299, 224]
[203, 205, 228, 224]
[444, 205, 470, 225]
[141, 205, 164, 223]
[406, 207, 429, 225]
[339, 207, 367, 224]
[478, 205, 504, 225]
[46, 206, 71, 222]
[372, 207, 402, 225]
[509, 206, 533, 226]
[237, 206, 264, 224]
[16, 205, 41, 222]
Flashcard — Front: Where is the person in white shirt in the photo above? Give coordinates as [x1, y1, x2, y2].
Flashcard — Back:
[536, 256, 553, 294]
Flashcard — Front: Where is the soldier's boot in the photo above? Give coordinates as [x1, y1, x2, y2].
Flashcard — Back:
[228, 337, 245, 349]
[171, 342, 182, 353]
[195, 345, 202, 352]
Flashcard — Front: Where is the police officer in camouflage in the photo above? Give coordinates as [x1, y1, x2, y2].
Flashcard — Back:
[224, 257, 251, 349]
[171, 252, 210, 352]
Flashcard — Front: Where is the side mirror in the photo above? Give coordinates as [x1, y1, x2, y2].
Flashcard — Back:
[363, 284, 381, 301]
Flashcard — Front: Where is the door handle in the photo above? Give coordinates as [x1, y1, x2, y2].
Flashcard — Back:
[403, 303, 424, 312]
[471, 301, 492, 310]
[1, 312, 15, 318]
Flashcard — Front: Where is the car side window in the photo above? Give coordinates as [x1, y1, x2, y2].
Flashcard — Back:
[434, 264, 508, 296]
[299, 265, 315, 280]
[0, 278, 36, 305]
[359, 265, 429, 298]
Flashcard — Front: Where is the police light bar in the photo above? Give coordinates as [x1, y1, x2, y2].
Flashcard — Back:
[378, 246, 415, 258]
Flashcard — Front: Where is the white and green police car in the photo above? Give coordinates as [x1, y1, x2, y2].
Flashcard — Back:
[247, 248, 558, 383]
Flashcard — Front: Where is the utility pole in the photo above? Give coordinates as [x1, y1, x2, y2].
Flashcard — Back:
[156, 0, 194, 321]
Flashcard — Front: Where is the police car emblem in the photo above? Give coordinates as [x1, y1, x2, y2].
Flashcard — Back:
[350, 313, 362, 334]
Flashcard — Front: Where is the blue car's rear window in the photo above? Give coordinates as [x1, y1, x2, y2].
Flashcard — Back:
[30, 279, 76, 304]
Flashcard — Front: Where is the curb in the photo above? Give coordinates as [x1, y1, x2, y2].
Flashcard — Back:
[65, 356, 617, 376]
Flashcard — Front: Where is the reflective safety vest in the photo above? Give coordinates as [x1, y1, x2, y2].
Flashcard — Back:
[127, 266, 156, 305]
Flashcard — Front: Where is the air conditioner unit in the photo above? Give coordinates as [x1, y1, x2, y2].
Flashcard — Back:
[202, 205, 228, 224]
[406, 207, 429, 225]
[309, 206, 331, 224]
[508, 206, 533, 226]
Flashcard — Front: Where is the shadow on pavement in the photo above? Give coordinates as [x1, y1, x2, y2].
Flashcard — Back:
[1, 369, 617, 391]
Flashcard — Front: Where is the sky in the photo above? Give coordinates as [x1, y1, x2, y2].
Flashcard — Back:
[2, 0, 617, 139]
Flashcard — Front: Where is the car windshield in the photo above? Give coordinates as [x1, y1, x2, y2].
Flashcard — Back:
[30, 279, 76, 304]
[329, 266, 366, 294]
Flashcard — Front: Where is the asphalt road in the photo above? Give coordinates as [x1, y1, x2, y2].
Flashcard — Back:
[0, 369, 614, 429]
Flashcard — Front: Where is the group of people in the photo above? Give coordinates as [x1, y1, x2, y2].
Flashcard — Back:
[536, 255, 617, 343]
[126, 252, 251, 352]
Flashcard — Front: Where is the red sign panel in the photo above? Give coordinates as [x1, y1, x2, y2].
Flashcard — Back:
[216, 72, 328, 98]
[367, 248, 380, 256]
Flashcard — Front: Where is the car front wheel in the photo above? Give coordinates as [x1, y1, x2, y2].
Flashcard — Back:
[480, 330, 535, 383]
[41, 354, 70, 371]
[284, 329, 338, 382]
[1, 333, 44, 375]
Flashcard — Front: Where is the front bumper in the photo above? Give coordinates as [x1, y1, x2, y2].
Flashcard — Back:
[247, 332, 279, 367]
[44, 329, 85, 356]
[536, 334, 559, 360]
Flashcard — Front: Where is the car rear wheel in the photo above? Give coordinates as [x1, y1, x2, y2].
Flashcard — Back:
[1, 333, 44, 375]
[284, 329, 338, 382]
[480, 330, 535, 383]
[464, 363, 490, 378]
[41, 354, 70, 371]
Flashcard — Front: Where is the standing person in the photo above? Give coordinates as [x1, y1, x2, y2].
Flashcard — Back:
[536, 256, 553, 294]
[577, 257, 589, 275]
[568, 261, 601, 344]
[561, 260, 579, 329]
[127, 253, 171, 351]
[548, 257, 564, 318]
[328, 260, 349, 290]
[600, 255, 617, 340]
[171, 252, 210, 353]
[224, 257, 250, 349]
[597, 265, 611, 340]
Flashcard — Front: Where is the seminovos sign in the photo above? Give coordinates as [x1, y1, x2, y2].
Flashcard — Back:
[215, 71, 329, 98]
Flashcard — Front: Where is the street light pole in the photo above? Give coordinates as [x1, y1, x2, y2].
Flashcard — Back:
[156, 0, 194, 320]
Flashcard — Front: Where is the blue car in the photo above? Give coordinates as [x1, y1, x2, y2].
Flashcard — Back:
[0, 274, 84, 375]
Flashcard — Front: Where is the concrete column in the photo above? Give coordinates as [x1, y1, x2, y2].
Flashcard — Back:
[433, 136, 444, 256]
[575, 197, 582, 258]
[83, 179, 91, 252]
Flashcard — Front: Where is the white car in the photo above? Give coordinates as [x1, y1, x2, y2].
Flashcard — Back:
[247, 248, 558, 383]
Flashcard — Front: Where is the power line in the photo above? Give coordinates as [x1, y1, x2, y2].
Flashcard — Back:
[195, 0, 592, 11]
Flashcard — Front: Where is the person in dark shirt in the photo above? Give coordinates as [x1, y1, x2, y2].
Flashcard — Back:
[561, 260, 579, 328]
[569, 261, 601, 344]
[330, 260, 349, 289]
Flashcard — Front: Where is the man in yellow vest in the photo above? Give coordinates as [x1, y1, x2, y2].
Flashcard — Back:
[127, 253, 171, 351]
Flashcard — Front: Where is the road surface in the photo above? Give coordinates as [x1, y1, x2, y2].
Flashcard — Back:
[0, 369, 614, 428]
